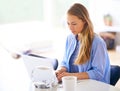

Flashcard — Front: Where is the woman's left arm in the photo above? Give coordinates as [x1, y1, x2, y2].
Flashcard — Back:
[86, 36, 110, 83]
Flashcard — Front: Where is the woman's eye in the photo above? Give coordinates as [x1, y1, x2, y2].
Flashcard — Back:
[67, 22, 77, 25]
[72, 23, 77, 25]
[67, 22, 70, 25]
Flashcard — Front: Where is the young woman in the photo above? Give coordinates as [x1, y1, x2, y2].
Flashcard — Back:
[56, 3, 110, 84]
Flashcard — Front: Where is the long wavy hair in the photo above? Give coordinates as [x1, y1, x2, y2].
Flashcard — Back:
[67, 3, 94, 64]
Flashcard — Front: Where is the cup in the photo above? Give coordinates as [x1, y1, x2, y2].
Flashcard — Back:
[32, 66, 54, 84]
[62, 76, 77, 91]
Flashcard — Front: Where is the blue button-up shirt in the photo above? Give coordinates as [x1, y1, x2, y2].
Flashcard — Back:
[60, 33, 110, 84]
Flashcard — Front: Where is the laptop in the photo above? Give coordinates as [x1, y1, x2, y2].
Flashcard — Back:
[21, 54, 55, 82]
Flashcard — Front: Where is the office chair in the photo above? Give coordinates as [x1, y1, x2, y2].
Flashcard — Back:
[110, 65, 120, 86]
[28, 53, 59, 70]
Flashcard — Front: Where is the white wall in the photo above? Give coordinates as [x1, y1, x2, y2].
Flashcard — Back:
[88, 0, 120, 45]
[88, 0, 120, 27]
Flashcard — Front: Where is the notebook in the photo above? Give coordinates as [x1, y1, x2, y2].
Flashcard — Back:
[21, 54, 54, 81]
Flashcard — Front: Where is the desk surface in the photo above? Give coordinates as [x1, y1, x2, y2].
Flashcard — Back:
[57, 79, 120, 91]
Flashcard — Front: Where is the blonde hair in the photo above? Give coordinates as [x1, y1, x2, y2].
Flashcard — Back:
[67, 3, 94, 64]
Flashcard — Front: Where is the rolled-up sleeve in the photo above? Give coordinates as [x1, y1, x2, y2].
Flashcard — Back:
[86, 37, 110, 83]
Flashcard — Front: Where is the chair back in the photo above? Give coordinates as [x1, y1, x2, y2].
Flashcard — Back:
[110, 65, 120, 86]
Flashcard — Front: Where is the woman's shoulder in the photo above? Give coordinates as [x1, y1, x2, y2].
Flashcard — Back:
[65, 33, 77, 46]
[66, 33, 76, 40]
[67, 33, 75, 38]
[93, 34, 106, 45]
[91, 34, 107, 52]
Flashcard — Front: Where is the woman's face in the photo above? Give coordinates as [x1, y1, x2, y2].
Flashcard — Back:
[67, 14, 85, 35]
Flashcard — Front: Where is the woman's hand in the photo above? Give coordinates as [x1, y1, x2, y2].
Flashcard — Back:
[55, 67, 67, 82]
[56, 71, 89, 82]
[57, 71, 72, 82]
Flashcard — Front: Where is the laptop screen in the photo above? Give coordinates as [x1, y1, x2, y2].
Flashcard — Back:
[22, 54, 54, 81]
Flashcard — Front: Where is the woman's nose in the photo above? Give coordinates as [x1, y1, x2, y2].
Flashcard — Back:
[69, 25, 73, 30]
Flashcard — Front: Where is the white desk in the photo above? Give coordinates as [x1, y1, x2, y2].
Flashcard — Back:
[57, 79, 120, 91]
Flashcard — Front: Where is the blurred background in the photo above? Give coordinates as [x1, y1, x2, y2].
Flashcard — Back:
[0, 0, 120, 91]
